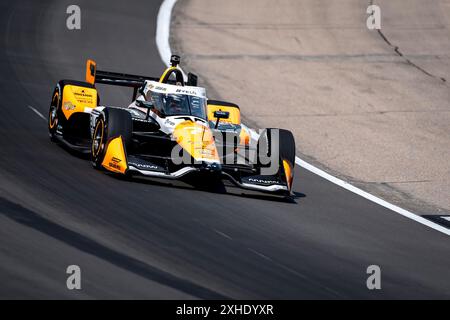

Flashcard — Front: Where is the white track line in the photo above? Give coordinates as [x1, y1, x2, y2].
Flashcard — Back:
[296, 158, 450, 236]
[28, 105, 46, 121]
[156, 0, 178, 67]
[157, 0, 449, 236]
[213, 229, 233, 241]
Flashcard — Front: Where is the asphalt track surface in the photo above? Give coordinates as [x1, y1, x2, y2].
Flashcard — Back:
[0, 0, 449, 299]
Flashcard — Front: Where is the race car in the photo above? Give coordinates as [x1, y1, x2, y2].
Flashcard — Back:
[48, 55, 296, 195]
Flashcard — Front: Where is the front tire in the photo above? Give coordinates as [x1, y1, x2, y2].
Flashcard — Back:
[257, 128, 296, 192]
[48, 87, 61, 141]
[278, 129, 296, 191]
[91, 108, 132, 169]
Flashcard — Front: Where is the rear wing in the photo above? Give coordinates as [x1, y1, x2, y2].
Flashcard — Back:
[85, 58, 198, 100]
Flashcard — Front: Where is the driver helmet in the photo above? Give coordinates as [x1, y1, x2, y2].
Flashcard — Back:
[165, 94, 185, 114]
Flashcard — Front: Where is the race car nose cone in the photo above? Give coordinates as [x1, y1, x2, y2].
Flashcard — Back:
[202, 161, 221, 172]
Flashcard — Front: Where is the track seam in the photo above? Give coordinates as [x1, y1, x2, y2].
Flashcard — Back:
[369, 0, 446, 83]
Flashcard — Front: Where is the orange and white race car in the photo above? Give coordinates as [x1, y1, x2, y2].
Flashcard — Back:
[48, 55, 296, 195]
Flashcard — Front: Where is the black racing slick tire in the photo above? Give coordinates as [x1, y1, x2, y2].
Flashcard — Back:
[278, 129, 296, 168]
[278, 129, 296, 190]
[48, 86, 61, 141]
[91, 108, 132, 169]
[257, 128, 296, 190]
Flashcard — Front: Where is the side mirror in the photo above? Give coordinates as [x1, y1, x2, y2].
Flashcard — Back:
[214, 110, 230, 119]
[136, 100, 157, 119]
[213, 110, 230, 128]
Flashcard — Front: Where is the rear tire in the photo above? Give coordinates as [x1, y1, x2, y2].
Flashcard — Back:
[91, 108, 132, 169]
[48, 86, 61, 141]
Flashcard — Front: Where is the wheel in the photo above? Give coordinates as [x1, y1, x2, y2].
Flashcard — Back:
[48, 86, 61, 141]
[278, 129, 296, 191]
[257, 128, 296, 191]
[91, 115, 106, 169]
[91, 108, 132, 169]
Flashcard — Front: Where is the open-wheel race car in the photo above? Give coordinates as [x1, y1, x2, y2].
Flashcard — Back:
[48, 55, 296, 196]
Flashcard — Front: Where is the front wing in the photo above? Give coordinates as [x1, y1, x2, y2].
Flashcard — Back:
[100, 136, 290, 195]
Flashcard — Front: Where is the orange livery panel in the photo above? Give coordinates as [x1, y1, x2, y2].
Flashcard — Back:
[61, 85, 97, 120]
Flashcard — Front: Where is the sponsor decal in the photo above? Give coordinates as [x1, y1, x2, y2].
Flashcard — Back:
[200, 149, 213, 156]
[155, 86, 167, 91]
[108, 157, 122, 170]
[74, 91, 94, 104]
[111, 157, 121, 163]
[148, 83, 167, 92]
[164, 119, 176, 126]
[147, 81, 205, 97]
[129, 162, 159, 170]
[63, 101, 76, 111]
[248, 178, 279, 185]
[109, 162, 121, 170]
[74, 90, 93, 98]
[175, 88, 198, 95]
